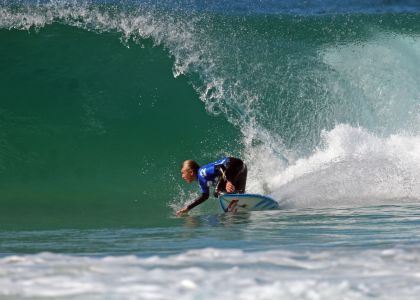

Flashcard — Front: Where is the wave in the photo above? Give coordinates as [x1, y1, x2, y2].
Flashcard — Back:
[0, 1, 419, 226]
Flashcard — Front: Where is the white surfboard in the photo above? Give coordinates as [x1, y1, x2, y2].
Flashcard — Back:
[219, 193, 279, 213]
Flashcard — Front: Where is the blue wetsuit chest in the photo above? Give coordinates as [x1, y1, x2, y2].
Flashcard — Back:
[197, 158, 229, 194]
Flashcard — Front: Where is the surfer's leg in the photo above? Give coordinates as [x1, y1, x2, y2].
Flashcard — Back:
[232, 164, 247, 194]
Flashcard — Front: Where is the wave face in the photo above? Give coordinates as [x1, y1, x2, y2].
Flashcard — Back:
[1, 0, 419, 227]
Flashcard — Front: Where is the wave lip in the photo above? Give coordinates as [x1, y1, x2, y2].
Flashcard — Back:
[3, 0, 420, 15]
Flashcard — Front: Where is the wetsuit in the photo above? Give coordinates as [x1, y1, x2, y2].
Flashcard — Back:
[187, 157, 247, 210]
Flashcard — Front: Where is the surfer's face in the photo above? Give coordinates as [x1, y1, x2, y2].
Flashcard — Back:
[181, 167, 195, 183]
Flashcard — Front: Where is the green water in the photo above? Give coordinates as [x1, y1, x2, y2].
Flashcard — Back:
[0, 25, 241, 229]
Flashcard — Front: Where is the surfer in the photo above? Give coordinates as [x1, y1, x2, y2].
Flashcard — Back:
[176, 157, 247, 216]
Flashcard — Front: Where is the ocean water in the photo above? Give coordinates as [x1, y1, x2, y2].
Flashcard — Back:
[1, 0, 420, 299]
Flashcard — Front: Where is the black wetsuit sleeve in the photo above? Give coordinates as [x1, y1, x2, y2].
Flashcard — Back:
[187, 193, 210, 210]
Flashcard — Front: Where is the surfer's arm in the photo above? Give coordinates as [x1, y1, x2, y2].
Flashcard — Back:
[187, 192, 210, 210]
[176, 192, 209, 216]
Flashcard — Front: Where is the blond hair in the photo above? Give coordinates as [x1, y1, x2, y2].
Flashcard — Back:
[182, 160, 200, 174]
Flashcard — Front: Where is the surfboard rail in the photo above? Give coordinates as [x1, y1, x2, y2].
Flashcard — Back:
[219, 193, 279, 213]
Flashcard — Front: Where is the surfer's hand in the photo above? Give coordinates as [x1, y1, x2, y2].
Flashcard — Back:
[226, 181, 235, 193]
[176, 207, 189, 216]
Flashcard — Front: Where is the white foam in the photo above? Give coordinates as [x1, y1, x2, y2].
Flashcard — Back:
[249, 124, 420, 207]
[1, 248, 420, 299]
